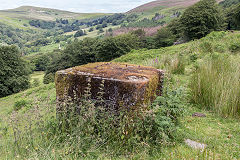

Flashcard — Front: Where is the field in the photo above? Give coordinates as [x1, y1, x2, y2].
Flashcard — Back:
[0, 31, 239, 159]
[30, 71, 45, 84]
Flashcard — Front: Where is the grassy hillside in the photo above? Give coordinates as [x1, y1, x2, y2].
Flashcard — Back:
[126, 0, 224, 26]
[128, 0, 197, 13]
[129, 0, 223, 13]
[0, 31, 239, 159]
[0, 6, 108, 24]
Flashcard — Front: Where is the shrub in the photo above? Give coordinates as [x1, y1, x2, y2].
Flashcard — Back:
[74, 30, 86, 37]
[189, 54, 240, 117]
[43, 73, 55, 84]
[97, 28, 104, 34]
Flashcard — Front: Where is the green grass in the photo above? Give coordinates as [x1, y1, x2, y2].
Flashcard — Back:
[158, 106, 240, 159]
[190, 55, 240, 117]
[0, 83, 239, 159]
[0, 14, 36, 30]
[0, 31, 240, 159]
[64, 25, 120, 39]
[30, 71, 45, 84]
[137, 5, 184, 23]
[0, 6, 110, 21]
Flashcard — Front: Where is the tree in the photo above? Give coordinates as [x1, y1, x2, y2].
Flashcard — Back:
[74, 30, 86, 38]
[180, 0, 223, 40]
[46, 38, 97, 74]
[108, 28, 113, 32]
[98, 28, 104, 34]
[95, 34, 140, 61]
[155, 27, 175, 48]
[102, 22, 108, 28]
[0, 46, 30, 97]
[89, 27, 94, 32]
[34, 55, 50, 71]
[223, 3, 240, 30]
[234, 4, 240, 26]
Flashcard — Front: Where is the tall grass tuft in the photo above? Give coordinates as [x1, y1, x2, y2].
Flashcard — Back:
[144, 54, 186, 75]
[190, 54, 240, 117]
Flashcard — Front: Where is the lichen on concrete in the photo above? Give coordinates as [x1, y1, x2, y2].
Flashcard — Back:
[55, 62, 164, 112]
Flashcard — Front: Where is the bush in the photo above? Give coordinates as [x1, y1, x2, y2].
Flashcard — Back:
[74, 30, 86, 38]
[189, 54, 240, 117]
[43, 73, 55, 84]
[229, 41, 240, 52]
[97, 28, 104, 34]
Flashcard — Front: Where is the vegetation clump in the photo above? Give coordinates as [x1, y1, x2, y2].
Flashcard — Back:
[190, 54, 240, 117]
[0, 46, 30, 98]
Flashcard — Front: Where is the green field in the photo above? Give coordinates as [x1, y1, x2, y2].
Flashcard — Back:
[30, 71, 45, 84]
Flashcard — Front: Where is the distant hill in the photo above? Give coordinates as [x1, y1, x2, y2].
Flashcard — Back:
[128, 0, 200, 13]
[0, 6, 108, 21]
[128, 0, 223, 13]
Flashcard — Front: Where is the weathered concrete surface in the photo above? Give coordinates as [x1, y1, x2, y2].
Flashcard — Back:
[55, 62, 164, 111]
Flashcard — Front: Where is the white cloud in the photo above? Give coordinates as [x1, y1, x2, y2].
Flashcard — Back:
[0, 0, 153, 13]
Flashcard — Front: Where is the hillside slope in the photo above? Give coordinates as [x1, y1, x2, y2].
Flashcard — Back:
[128, 0, 200, 13]
[0, 31, 239, 159]
[1, 6, 108, 21]
[128, 0, 223, 13]
[0, 6, 109, 29]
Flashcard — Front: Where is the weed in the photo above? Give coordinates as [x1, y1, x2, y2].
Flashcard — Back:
[13, 99, 29, 111]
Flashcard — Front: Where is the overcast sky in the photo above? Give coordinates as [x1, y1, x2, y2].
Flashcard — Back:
[0, 0, 154, 13]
